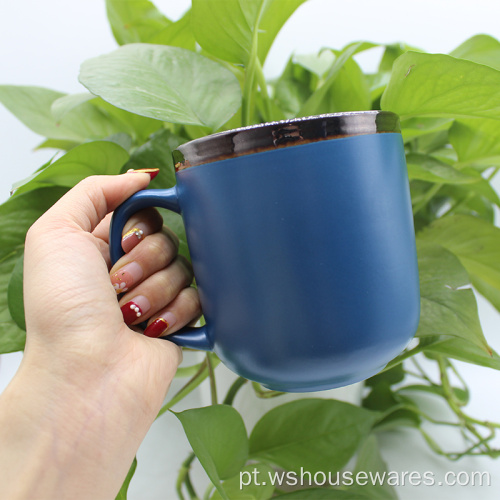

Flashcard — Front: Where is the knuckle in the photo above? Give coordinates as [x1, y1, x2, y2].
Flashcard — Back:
[162, 225, 180, 248]
[181, 286, 202, 315]
[176, 255, 194, 279]
[142, 233, 177, 265]
[77, 175, 101, 191]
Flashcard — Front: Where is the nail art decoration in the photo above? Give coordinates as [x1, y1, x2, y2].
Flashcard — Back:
[122, 227, 145, 253]
[121, 302, 143, 324]
[113, 274, 129, 294]
[110, 262, 143, 294]
[123, 227, 144, 241]
[120, 295, 151, 325]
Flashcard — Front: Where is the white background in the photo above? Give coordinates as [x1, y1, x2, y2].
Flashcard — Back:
[1, 1, 500, 498]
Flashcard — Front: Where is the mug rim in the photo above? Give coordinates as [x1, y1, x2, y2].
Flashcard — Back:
[174, 110, 400, 170]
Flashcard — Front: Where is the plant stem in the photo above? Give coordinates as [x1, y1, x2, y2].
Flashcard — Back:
[411, 357, 436, 385]
[242, 60, 256, 126]
[176, 361, 205, 379]
[255, 59, 273, 121]
[251, 381, 285, 399]
[241, 0, 268, 126]
[379, 343, 425, 373]
[412, 183, 443, 216]
[202, 484, 215, 500]
[441, 166, 500, 217]
[438, 356, 500, 430]
[223, 376, 248, 406]
[157, 355, 221, 419]
[206, 352, 218, 405]
[176, 452, 199, 500]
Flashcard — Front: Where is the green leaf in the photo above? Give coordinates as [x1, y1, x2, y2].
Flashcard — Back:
[472, 274, 500, 313]
[400, 117, 453, 142]
[406, 153, 480, 184]
[365, 363, 405, 387]
[121, 128, 191, 260]
[415, 240, 490, 354]
[115, 457, 137, 500]
[293, 51, 336, 78]
[381, 51, 500, 120]
[122, 128, 178, 187]
[148, 9, 196, 50]
[92, 98, 162, 144]
[106, 0, 171, 45]
[50, 92, 97, 122]
[378, 42, 422, 73]
[419, 215, 500, 291]
[0, 322, 26, 355]
[191, 0, 306, 65]
[449, 118, 500, 169]
[0, 85, 131, 142]
[79, 44, 242, 130]
[316, 56, 371, 113]
[398, 384, 469, 406]
[362, 381, 421, 431]
[0, 187, 68, 353]
[435, 184, 498, 223]
[174, 405, 249, 499]
[362, 383, 400, 413]
[12, 141, 129, 196]
[0, 85, 67, 138]
[249, 399, 379, 474]
[351, 435, 398, 500]
[7, 254, 25, 330]
[298, 43, 364, 117]
[255, 0, 307, 64]
[450, 34, 500, 71]
[272, 56, 315, 118]
[35, 139, 81, 152]
[211, 463, 275, 500]
[423, 336, 500, 369]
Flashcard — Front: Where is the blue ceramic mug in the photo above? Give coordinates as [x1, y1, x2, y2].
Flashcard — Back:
[110, 111, 420, 392]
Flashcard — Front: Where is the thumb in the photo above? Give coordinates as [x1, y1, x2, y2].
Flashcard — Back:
[38, 172, 155, 233]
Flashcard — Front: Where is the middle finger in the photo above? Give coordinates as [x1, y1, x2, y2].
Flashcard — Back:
[118, 256, 194, 325]
[110, 231, 179, 294]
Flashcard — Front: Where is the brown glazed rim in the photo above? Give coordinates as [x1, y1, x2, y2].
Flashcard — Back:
[173, 110, 400, 171]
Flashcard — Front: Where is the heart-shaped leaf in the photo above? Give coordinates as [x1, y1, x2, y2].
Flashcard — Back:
[381, 51, 500, 120]
[415, 240, 490, 354]
[191, 0, 306, 65]
[174, 404, 249, 499]
[79, 44, 241, 130]
[249, 399, 379, 474]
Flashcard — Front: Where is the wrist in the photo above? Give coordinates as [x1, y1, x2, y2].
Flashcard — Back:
[0, 358, 147, 500]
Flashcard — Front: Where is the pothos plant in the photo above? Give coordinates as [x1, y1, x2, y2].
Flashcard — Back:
[1, 0, 500, 498]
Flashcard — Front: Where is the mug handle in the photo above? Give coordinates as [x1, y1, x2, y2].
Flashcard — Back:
[109, 187, 213, 351]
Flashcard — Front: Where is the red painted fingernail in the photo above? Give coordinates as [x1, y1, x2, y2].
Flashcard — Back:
[127, 168, 160, 180]
[144, 312, 177, 338]
[121, 296, 151, 325]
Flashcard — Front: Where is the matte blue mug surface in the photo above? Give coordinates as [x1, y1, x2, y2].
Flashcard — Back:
[110, 111, 420, 392]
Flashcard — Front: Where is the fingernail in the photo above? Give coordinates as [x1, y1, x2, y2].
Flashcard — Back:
[111, 262, 143, 294]
[127, 168, 160, 180]
[121, 296, 151, 325]
[122, 224, 146, 253]
[144, 312, 177, 338]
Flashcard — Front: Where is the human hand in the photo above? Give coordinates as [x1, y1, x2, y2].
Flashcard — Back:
[0, 172, 201, 499]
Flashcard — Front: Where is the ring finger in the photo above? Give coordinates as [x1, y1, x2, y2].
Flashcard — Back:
[118, 256, 194, 325]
